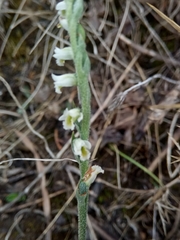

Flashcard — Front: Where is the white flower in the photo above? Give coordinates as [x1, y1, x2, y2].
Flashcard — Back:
[53, 47, 73, 66]
[56, 1, 66, 17]
[73, 138, 91, 161]
[59, 18, 68, 31]
[59, 108, 83, 130]
[83, 165, 104, 186]
[51, 73, 77, 94]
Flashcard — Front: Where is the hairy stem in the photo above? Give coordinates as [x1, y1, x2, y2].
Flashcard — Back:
[65, 1, 91, 239]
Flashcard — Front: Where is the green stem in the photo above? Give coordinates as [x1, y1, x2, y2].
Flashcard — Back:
[80, 160, 89, 178]
[66, 1, 91, 239]
[76, 189, 88, 240]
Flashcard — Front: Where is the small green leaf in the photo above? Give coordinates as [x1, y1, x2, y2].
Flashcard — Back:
[78, 181, 88, 196]
[5, 193, 26, 203]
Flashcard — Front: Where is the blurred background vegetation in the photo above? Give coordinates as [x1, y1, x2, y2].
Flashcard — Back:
[0, 0, 180, 239]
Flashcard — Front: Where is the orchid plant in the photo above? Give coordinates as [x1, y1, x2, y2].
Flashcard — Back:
[52, 1, 104, 239]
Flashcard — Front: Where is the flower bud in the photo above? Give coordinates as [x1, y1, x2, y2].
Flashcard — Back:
[83, 165, 104, 186]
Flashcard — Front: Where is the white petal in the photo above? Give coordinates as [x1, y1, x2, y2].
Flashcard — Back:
[56, 1, 66, 11]
[53, 47, 73, 66]
[84, 140, 91, 150]
[60, 18, 68, 31]
[54, 83, 62, 94]
[68, 108, 80, 118]
[77, 112, 83, 122]
[54, 48, 73, 59]
[59, 108, 68, 121]
[51, 73, 77, 94]
[73, 139, 83, 155]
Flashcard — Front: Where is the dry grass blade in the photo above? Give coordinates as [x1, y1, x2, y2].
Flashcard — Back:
[36, 189, 76, 240]
[5, 215, 23, 240]
[147, 3, 180, 33]
[108, 74, 180, 112]
[14, 130, 51, 239]
[167, 112, 180, 178]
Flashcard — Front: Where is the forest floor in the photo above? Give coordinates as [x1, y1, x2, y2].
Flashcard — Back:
[0, 0, 180, 239]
